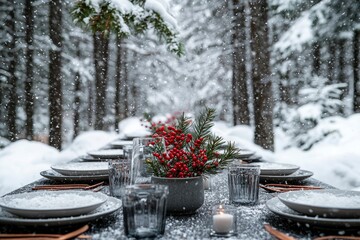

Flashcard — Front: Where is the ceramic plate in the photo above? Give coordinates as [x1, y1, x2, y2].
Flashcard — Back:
[110, 140, 133, 148]
[278, 189, 360, 218]
[87, 149, 124, 159]
[79, 155, 108, 162]
[40, 169, 108, 182]
[257, 162, 300, 176]
[0, 196, 121, 226]
[260, 170, 313, 183]
[51, 162, 109, 176]
[238, 150, 255, 158]
[266, 197, 360, 228]
[0, 191, 107, 218]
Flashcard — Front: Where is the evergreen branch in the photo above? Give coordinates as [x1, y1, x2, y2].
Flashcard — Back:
[72, 0, 184, 56]
[193, 107, 216, 141]
[218, 142, 239, 170]
[206, 134, 225, 160]
[176, 113, 191, 134]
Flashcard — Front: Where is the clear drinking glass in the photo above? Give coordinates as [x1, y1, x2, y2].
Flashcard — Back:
[210, 205, 237, 237]
[228, 164, 260, 205]
[108, 158, 131, 198]
[123, 184, 169, 239]
[131, 137, 166, 184]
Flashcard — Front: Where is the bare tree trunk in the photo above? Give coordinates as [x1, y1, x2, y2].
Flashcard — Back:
[231, 0, 250, 126]
[48, 0, 63, 149]
[24, 0, 34, 140]
[354, 30, 360, 113]
[93, 32, 109, 130]
[249, 0, 274, 151]
[312, 41, 321, 76]
[6, 3, 18, 141]
[73, 45, 81, 139]
[114, 36, 123, 132]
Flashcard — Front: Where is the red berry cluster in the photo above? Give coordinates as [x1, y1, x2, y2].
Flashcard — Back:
[145, 121, 219, 178]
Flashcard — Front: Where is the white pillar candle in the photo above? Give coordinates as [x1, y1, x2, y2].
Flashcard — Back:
[212, 212, 234, 234]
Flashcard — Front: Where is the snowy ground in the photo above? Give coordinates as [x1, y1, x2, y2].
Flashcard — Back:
[1, 115, 360, 196]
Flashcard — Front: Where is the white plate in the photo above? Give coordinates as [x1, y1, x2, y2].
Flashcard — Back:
[41, 169, 108, 182]
[87, 149, 124, 159]
[266, 197, 360, 228]
[0, 196, 121, 226]
[278, 189, 360, 218]
[110, 140, 133, 147]
[51, 162, 109, 176]
[260, 170, 313, 183]
[238, 150, 255, 158]
[0, 191, 107, 218]
[257, 162, 300, 176]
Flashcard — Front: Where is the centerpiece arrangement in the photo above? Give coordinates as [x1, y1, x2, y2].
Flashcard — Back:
[144, 107, 240, 214]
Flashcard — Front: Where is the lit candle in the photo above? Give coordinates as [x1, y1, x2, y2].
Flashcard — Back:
[212, 206, 234, 234]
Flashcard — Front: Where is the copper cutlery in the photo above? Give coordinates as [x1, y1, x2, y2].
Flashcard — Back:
[32, 182, 104, 191]
[260, 183, 323, 193]
[264, 224, 298, 240]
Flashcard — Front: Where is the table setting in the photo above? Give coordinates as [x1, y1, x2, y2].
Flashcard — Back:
[0, 109, 359, 239]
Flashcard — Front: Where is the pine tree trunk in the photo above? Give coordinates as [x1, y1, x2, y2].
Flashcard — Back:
[114, 36, 122, 132]
[312, 41, 321, 76]
[338, 38, 347, 95]
[24, 0, 34, 140]
[93, 32, 109, 130]
[6, 3, 18, 141]
[249, 0, 274, 151]
[88, 81, 94, 128]
[353, 30, 360, 113]
[231, 0, 250, 126]
[123, 50, 129, 118]
[73, 46, 81, 139]
[48, 0, 63, 149]
[327, 41, 336, 83]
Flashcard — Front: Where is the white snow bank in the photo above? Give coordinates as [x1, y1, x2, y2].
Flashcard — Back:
[0, 140, 60, 196]
[118, 117, 150, 138]
[55, 131, 119, 162]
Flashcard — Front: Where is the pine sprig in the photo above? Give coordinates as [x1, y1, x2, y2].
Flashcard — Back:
[192, 107, 216, 142]
[176, 113, 191, 134]
[217, 142, 240, 170]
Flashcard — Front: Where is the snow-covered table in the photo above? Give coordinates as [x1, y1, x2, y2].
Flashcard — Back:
[1, 172, 356, 239]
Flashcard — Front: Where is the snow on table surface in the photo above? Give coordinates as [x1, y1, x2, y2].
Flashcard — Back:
[1, 115, 360, 196]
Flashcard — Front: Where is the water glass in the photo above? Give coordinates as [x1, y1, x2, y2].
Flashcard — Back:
[108, 159, 131, 198]
[131, 137, 166, 184]
[228, 164, 260, 205]
[123, 184, 169, 239]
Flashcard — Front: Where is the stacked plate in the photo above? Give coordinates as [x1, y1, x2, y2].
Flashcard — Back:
[266, 189, 360, 228]
[257, 162, 313, 183]
[80, 149, 125, 161]
[109, 140, 133, 149]
[0, 190, 121, 226]
[238, 150, 263, 162]
[41, 162, 109, 182]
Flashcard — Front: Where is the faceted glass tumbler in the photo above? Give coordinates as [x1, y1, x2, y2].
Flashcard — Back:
[228, 164, 260, 205]
[210, 205, 237, 237]
[108, 159, 131, 198]
[131, 137, 166, 184]
[123, 184, 169, 239]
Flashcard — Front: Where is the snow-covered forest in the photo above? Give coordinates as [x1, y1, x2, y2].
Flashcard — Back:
[1, 0, 360, 152]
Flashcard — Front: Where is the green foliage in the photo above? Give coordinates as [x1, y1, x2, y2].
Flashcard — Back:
[72, 0, 184, 56]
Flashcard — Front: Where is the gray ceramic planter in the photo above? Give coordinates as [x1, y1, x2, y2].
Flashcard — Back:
[151, 176, 204, 215]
